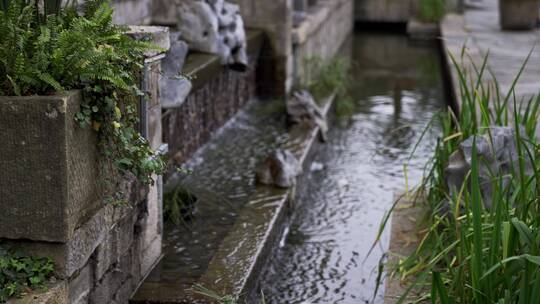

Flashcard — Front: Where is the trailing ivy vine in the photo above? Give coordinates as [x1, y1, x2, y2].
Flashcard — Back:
[0, 246, 54, 302]
[0, 0, 165, 196]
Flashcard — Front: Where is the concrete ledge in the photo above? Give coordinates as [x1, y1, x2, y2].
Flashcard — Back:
[407, 18, 440, 40]
[292, 0, 350, 44]
[384, 194, 428, 304]
[293, 0, 353, 85]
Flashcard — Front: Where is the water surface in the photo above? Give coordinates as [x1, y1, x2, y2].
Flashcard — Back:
[261, 32, 445, 304]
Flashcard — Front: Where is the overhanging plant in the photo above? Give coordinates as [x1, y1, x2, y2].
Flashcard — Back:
[0, 0, 165, 199]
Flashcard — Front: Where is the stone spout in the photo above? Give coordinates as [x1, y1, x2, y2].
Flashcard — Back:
[176, 0, 249, 71]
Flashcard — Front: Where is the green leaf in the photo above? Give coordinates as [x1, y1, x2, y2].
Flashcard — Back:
[6, 75, 20, 95]
[512, 218, 534, 249]
[37, 72, 64, 92]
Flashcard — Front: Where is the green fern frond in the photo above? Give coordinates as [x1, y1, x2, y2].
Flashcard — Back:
[37, 72, 63, 92]
[6, 75, 20, 95]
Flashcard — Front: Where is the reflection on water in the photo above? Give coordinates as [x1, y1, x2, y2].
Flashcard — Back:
[262, 33, 445, 303]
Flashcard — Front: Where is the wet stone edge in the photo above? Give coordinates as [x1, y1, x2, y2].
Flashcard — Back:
[197, 92, 338, 303]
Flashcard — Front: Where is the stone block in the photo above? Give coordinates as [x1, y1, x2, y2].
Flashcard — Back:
[3, 202, 141, 279]
[90, 248, 136, 303]
[66, 206, 117, 278]
[138, 180, 162, 251]
[139, 236, 162, 278]
[145, 60, 161, 109]
[148, 106, 162, 150]
[128, 245, 142, 287]
[93, 234, 115, 282]
[93, 208, 137, 281]
[89, 268, 127, 304]
[0, 91, 101, 243]
[113, 276, 134, 304]
[68, 263, 93, 304]
[115, 214, 137, 257]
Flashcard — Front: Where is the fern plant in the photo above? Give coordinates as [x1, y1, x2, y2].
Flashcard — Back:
[0, 0, 165, 198]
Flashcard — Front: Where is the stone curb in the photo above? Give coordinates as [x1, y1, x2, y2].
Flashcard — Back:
[198, 93, 336, 303]
[440, 13, 484, 113]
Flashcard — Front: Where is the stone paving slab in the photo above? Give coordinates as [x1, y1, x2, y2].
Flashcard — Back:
[441, 0, 540, 110]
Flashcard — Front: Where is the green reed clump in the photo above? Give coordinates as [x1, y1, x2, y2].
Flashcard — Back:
[302, 56, 350, 101]
[380, 49, 540, 303]
[418, 0, 446, 23]
[300, 56, 357, 119]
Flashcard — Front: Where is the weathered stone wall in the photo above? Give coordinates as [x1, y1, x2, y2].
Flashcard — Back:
[2, 27, 168, 304]
[232, 0, 294, 97]
[163, 50, 260, 170]
[355, 0, 414, 23]
[294, 0, 354, 85]
[2, 134, 161, 304]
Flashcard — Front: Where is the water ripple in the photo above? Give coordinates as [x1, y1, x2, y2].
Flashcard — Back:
[262, 33, 445, 304]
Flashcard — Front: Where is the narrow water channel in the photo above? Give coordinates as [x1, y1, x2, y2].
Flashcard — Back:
[261, 32, 446, 303]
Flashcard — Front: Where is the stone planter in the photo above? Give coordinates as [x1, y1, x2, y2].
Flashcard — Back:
[500, 0, 539, 30]
[0, 90, 101, 243]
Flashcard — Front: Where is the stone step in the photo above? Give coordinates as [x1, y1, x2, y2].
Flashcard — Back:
[130, 93, 335, 303]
